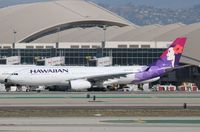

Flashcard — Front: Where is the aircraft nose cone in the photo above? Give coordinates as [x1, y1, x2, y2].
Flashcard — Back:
[6, 75, 19, 84]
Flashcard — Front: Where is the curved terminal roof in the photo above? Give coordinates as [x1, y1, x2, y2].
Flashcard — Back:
[135, 23, 186, 41]
[0, 0, 134, 43]
[33, 24, 162, 42]
[32, 25, 137, 43]
[32, 22, 200, 45]
[179, 24, 200, 65]
[155, 23, 200, 41]
[110, 24, 162, 41]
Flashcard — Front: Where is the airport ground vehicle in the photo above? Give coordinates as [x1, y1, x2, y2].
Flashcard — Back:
[153, 84, 176, 91]
[178, 82, 199, 91]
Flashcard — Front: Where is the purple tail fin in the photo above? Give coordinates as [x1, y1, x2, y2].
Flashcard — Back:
[150, 37, 187, 68]
[133, 37, 187, 84]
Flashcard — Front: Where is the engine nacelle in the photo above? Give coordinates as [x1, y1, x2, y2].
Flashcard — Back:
[70, 80, 92, 90]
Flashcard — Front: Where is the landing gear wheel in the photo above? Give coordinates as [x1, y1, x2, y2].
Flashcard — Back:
[5, 85, 10, 92]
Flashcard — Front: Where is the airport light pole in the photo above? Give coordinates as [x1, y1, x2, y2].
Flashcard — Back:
[13, 29, 17, 49]
[57, 27, 60, 44]
[102, 25, 106, 57]
[55, 27, 60, 56]
[103, 25, 106, 43]
[13, 29, 17, 43]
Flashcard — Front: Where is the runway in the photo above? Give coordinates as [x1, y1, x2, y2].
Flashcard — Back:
[0, 117, 200, 132]
[0, 92, 200, 108]
[0, 92, 199, 117]
[0, 92, 200, 131]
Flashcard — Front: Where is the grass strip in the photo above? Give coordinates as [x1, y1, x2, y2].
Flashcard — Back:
[0, 108, 200, 117]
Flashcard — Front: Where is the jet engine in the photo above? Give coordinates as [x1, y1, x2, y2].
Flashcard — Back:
[70, 80, 92, 90]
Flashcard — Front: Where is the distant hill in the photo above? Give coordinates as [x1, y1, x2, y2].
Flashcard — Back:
[99, 3, 200, 25]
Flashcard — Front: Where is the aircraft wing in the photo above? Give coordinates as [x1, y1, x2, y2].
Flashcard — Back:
[162, 64, 191, 72]
[76, 71, 135, 82]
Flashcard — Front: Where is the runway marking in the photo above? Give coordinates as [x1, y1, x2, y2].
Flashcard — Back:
[1, 96, 200, 99]
[71, 95, 200, 99]
[1, 95, 200, 99]
[71, 96, 151, 98]
[0, 96, 66, 99]
[101, 120, 200, 124]
[101, 120, 145, 124]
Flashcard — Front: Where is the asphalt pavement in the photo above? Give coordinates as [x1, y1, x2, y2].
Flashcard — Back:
[0, 117, 200, 132]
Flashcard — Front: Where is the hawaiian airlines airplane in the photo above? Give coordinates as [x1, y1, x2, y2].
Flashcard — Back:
[2, 37, 187, 90]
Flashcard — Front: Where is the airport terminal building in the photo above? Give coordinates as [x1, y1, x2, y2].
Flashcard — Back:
[0, 0, 199, 86]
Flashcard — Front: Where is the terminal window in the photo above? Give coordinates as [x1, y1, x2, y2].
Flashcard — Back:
[70, 45, 79, 49]
[26, 46, 34, 49]
[141, 45, 150, 48]
[3, 46, 11, 49]
[46, 46, 54, 49]
[81, 45, 90, 49]
[118, 45, 127, 48]
[129, 45, 139, 48]
[35, 46, 44, 49]
[92, 45, 100, 49]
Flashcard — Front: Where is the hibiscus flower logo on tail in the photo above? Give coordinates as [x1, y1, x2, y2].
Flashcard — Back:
[173, 44, 184, 54]
[157, 37, 186, 68]
[166, 44, 184, 67]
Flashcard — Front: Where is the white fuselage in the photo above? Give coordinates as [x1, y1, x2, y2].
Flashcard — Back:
[2, 65, 147, 86]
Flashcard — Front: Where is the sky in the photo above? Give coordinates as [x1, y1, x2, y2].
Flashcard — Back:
[0, 0, 200, 9]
